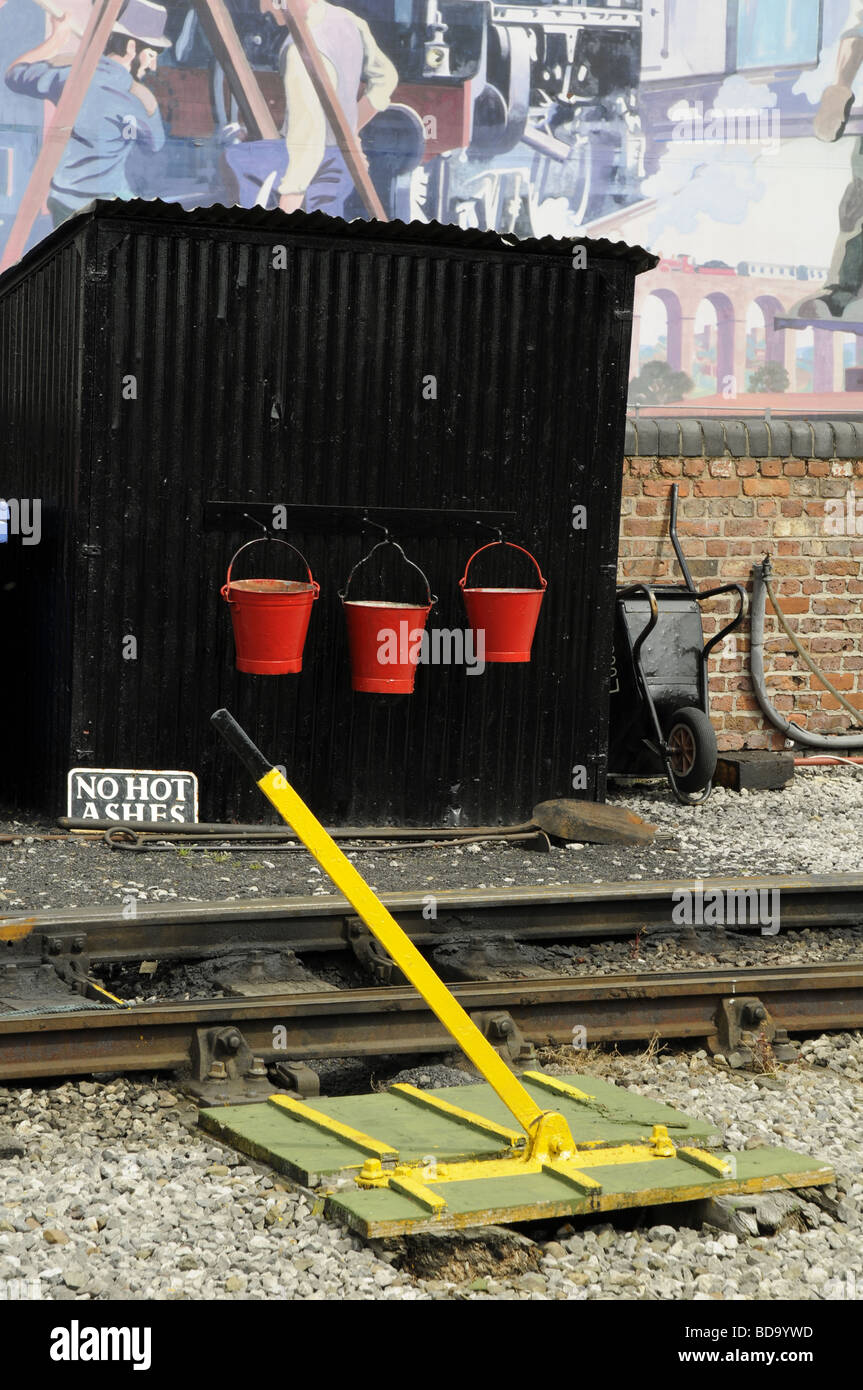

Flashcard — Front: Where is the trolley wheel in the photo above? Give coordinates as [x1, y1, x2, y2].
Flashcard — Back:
[663, 706, 717, 792]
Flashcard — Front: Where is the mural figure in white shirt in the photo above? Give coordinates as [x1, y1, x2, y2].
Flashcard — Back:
[258, 0, 397, 218]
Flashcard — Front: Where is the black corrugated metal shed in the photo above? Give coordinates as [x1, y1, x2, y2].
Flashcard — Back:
[0, 200, 655, 824]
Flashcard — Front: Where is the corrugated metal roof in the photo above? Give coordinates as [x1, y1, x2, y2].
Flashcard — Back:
[0, 198, 658, 295]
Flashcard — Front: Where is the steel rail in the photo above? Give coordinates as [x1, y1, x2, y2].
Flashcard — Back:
[1, 962, 861, 1080]
[3, 874, 863, 966]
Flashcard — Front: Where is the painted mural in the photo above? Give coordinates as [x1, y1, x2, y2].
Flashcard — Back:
[1, 1, 863, 406]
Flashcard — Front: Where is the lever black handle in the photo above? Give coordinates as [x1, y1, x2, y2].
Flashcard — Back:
[210, 708, 273, 784]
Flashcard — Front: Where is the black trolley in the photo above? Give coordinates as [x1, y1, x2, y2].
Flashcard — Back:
[608, 484, 746, 804]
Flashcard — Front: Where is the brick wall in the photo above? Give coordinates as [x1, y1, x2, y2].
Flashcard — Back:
[618, 437, 863, 750]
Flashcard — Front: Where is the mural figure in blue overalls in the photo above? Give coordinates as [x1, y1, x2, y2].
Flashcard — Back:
[4, 0, 169, 227]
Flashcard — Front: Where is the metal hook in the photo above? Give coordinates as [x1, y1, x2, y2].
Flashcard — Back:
[362, 513, 392, 542]
[243, 512, 270, 537]
[475, 520, 504, 543]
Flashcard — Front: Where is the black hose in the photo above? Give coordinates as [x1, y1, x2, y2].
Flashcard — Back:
[750, 559, 863, 750]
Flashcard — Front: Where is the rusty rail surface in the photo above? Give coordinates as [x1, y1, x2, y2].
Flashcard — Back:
[3, 874, 863, 965]
[1, 962, 861, 1081]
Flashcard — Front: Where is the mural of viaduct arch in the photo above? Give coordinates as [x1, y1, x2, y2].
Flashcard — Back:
[632, 268, 862, 396]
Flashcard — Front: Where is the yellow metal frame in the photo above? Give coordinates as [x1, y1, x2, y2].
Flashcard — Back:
[250, 763, 742, 1205]
[388, 1083, 525, 1148]
[269, 1094, 399, 1162]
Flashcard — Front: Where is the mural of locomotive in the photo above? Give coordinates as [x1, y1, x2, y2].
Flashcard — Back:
[2, 0, 863, 400]
[172, 0, 644, 231]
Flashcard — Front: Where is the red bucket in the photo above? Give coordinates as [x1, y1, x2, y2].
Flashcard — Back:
[221, 538, 319, 675]
[340, 539, 435, 694]
[459, 541, 547, 663]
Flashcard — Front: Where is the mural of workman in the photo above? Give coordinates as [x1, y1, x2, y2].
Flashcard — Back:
[270, 0, 396, 217]
[221, 0, 397, 217]
[5, 0, 863, 404]
[5, 0, 169, 226]
[794, 0, 863, 319]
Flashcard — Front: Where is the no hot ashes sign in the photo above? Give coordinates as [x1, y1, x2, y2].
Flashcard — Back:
[67, 769, 199, 823]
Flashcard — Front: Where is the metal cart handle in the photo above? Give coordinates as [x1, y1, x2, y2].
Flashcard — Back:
[696, 582, 747, 662]
[669, 483, 696, 593]
[614, 583, 667, 780]
[615, 582, 660, 672]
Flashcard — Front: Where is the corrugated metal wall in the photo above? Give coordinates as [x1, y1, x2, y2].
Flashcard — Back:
[0, 234, 88, 809]
[1, 203, 651, 824]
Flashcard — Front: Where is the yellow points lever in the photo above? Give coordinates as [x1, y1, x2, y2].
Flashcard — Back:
[210, 709, 560, 1146]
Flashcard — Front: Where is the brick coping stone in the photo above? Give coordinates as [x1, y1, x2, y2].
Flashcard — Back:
[626, 417, 863, 461]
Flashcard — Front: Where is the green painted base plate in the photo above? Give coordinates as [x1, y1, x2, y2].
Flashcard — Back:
[200, 1072, 717, 1182]
[199, 1073, 834, 1238]
[328, 1148, 833, 1237]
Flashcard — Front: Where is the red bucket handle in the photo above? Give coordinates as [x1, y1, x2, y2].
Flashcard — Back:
[222, 537, 320, 602]
[459, 541, 547, 592]
[339, 538, 437, 610]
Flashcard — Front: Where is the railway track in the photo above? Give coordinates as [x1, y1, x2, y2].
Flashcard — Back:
[3, 874, 862, 1083]
[2, 961, 861, 1082]
[4, 873, 863, 966]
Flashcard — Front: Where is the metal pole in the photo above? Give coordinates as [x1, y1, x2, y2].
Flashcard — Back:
[191, 0, 279, 140]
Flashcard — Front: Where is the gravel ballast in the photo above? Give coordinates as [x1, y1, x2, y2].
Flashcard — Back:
[2, 767, 861, 1302]
[0, 1036, 860, 1301]
[2, 767, 863, 914]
